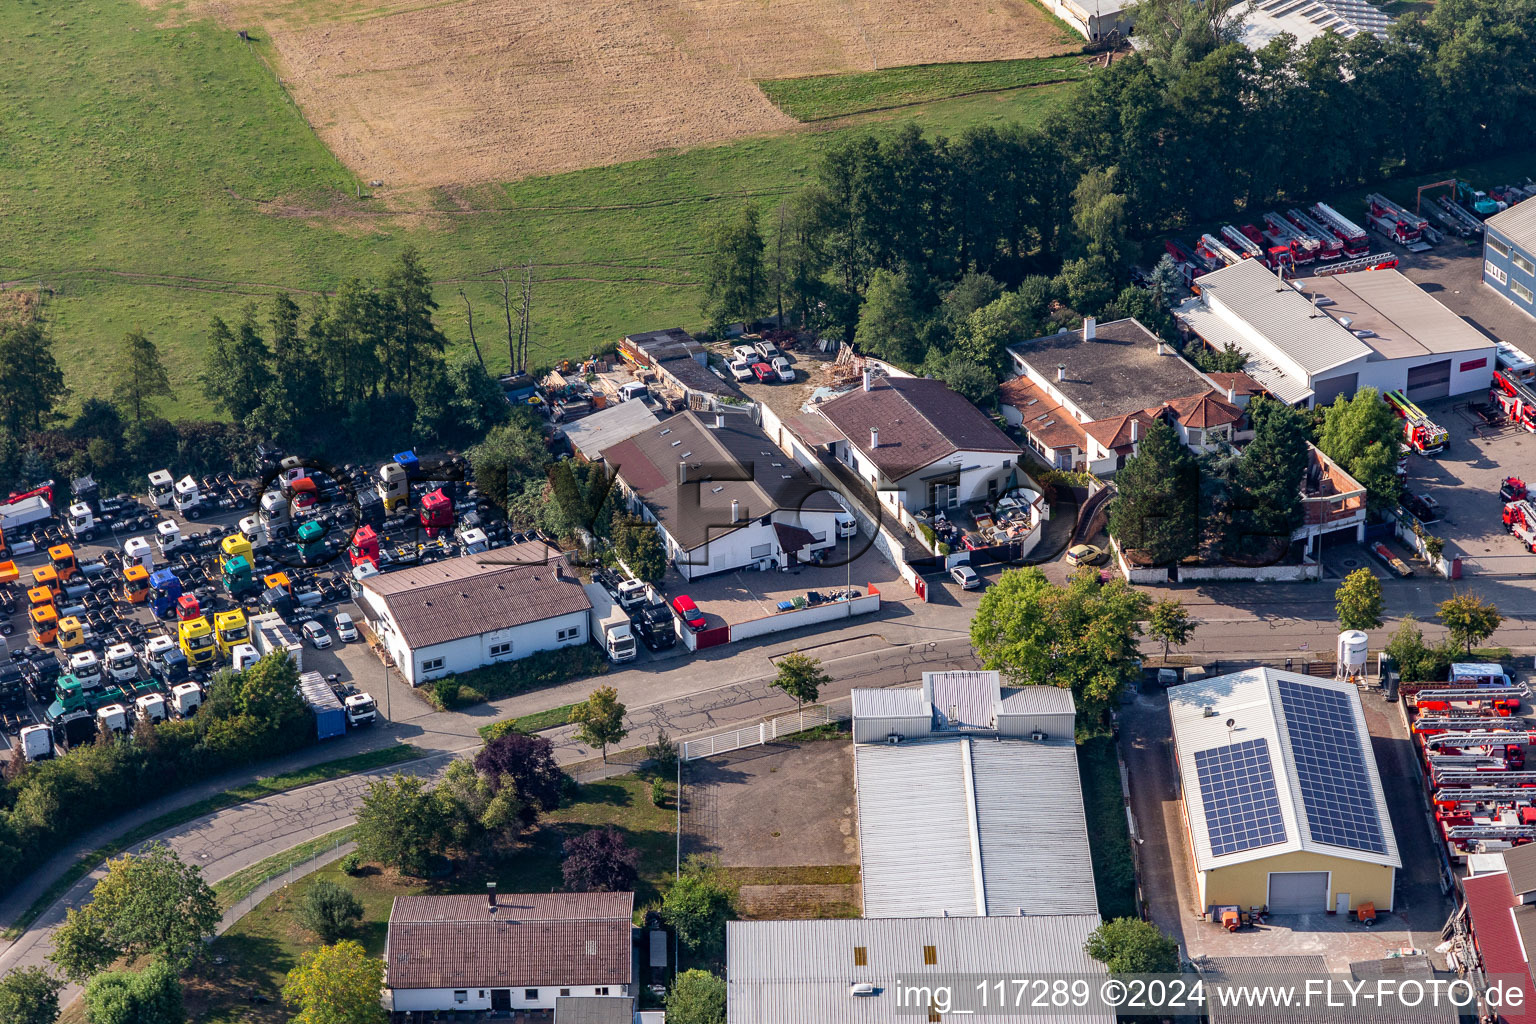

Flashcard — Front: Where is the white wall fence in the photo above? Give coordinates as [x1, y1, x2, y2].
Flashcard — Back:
[682, 699, 851, 761]
[730, 592, 880, 641]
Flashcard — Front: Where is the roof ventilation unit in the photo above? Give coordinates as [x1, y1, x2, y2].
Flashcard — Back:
[850, 983, 877, 997]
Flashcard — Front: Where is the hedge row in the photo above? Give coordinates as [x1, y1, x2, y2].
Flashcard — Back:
[426, 646, 609, 711]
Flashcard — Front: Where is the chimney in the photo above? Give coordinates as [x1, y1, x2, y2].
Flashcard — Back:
[1227, 386, 1236, 403]
[715, 411, 724, 429]
[863, 367, 872, 392]
[487, 883, 498, 912]
[1056, 363, 1066, 383]
[731, 499, 740, 523]
[678, 460, 687, 484]
[1082, 317, 1096, 341]
[1131, 418, 1140, 444]
[1156, 341, 1167, 356]
[870, 427, 879, 450]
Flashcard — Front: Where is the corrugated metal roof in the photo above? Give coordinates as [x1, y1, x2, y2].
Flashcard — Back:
[727, 917, 1113, 1024]
[563, 400, 662, 460]
[1174, 302, 1316, 405]
[971, 741, 1098, 915]
[1168, 668, 1400, 871]
[855, 735, 1097, 918]
[1504, 842, 1536, 897]
[998, 686, 1077, 715]
[1488, 198, 1536, 254]
[856, 741, 977, 917]
[298, 671, 342, 712]
[926, 671, 998, 730]
[1301, 270, 1494, 359]
[1461, 873, 1536, 1014]
[553, 996, 635, 1024]
[849, 687, 930, 721]
[1188, 260, 1372, 375]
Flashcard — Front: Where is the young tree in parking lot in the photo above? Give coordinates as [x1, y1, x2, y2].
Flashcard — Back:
[1334, 568, 1384, 632]
[971, 567, 1149, 719]
[570, 685, 629, 763]
[1146, 598, 1196, 662]
[283, 940, 387, 1024]
[771, 650, 831, 710]
[665, 969, 727, 1024]
[1438, 593, 1503, 654]
[0, 966, 62, 1024]
[1084, 918, 1180, 975]
[109, 330, 175, 422]
[1108, 418, 1199, 565]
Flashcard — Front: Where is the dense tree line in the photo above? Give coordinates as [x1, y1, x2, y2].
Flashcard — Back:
[0, 655, 310, 899]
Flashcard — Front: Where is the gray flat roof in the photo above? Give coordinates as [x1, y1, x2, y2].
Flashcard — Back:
[1191, 259, 1372, 375]
[1488, 199, 1536, 253]
[563, 400, 662, 460]
[855, 736, 1098, 918]
[1009, 318, 1211, 422]
[1300, 270, 1493, 360]
[727, 917, 1112, 1024]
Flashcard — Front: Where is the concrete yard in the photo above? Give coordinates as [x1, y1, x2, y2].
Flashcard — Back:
[663, 546, 906, 631]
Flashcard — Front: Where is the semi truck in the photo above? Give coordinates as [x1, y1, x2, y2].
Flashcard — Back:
[583, 583, 637, 663]
[344, 692, 378, 727]
[215, 610, 250, 660]
[632, 598, 678, 651]
[147, 469, 174, 508]
[298, 671, 346, 740]
[142, 635, 190, 687]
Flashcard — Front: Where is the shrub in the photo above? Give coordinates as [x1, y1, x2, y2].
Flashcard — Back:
[297, 881, 364, 943]
[651, 778, 667, 807]
[340, 852, 363, 876]
[427, 646, 608, 710]
[562, 827, 639, 893]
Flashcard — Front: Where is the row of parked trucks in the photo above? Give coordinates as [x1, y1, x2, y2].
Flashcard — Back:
[1168, 202, 1394, 284]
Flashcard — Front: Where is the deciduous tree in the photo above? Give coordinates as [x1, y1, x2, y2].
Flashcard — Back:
[771, 651, 830, 710]
[474, 731, 567, 820]
[1084, 917, 1179, 974]
[1335, 568, 1384, 632]
[665, 969, 727, 1024]
[1318, 388, 1402, 511]
[82, 960, 184, 1024]
[570, 685, 629, 763]
[852, 269, 922, 364]
[353, 774, 453, 876]
[282, 940, 387, 1024]
[0, 966, 62, 1024]
[663, 861, 736, 963]
[1146, 598, 1196, 662]
[701, 207, 766, 335]
[469, 411, 549, 511]
[1438, 593, 1502, 655]
[562, 826, 639, 893]
[298, 881, 364, 943]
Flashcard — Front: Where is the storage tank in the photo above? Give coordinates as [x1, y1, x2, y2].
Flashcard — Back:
[1337, 630, 1369, 679]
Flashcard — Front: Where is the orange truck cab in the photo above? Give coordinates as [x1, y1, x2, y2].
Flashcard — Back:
[48, 544, 78, 582]
[31, 565, 59, 599]
[27, 585, 54, 611]
[30, 605, 58, 645]
[263, 571, 292, 595]
[121, 564, 151, 604]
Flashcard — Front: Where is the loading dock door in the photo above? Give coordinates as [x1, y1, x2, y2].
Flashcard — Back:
[1267, 871, 1329, 914]
[1406, 360, 1451, 402]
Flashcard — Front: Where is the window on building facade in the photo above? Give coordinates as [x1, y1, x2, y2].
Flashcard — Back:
[454, 991, 467, 1003]
[1514, 281, 1534, 304]
[750, 543, 772, 558]
[525, 989, 539, 1000]
[557, 626, 580, 642]
[422, 658, 445, 673]
[1515, 253, 1535, 276]
[1488, 236, 1510, 258]
[1487, 261, 1509, 285]
[489, 642, 512, 658]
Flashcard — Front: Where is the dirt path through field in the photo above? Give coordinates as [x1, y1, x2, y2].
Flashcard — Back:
[144, 0, 1077, 186]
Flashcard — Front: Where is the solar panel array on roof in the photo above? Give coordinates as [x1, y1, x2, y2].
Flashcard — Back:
[1194, 738, 1287, 856]
[1277, 680, 1387, 855]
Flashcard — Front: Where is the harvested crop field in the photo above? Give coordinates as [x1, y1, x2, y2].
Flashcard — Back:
[147, 0, 1080, 186]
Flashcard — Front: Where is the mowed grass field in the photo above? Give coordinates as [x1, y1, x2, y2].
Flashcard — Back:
[0, 0, 1079, 421]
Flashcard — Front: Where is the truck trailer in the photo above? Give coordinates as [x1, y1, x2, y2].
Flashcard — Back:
[298, 671, 346, 740]
[582, 583, 637, 663]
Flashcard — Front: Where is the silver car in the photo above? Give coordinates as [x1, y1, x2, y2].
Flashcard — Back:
[302, 620, 332, 650]
[950, 565, 981, 590]
[333, 613, 359, 643]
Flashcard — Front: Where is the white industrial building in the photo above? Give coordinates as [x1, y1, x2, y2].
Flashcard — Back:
[1042, 0, 1133, 41]
[562, 400, 661, 462]
[1177, 260, 1496, 408]
[602, 411, 849, 580]
[359, 540, 591, 686]
[727, 916, 1113, 1024]
[850, 672, 1097, 919]
[384, 892, 633, 1014]
[1239, 0, 1393, 49]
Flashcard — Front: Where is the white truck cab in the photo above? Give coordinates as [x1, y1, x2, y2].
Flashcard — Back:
[105, 643, 139, 683]
[123, 536, 154, 570]
[96, 704, 128, 736]
[156, 519, 182, 554]
[344, 693, 378, 727]
[67, 502, 97, 542]
[457, 527, 488, 555]
[135, 693, 168, 725]
[20, 724, 54, 762]
[259, 490, 290, 529]
[170, 681, 203, 718]
[148, 469, 174, 508]
[230, 643, 260, 672]
[616, 579, 648, 612]
[69, 651, 102, 688]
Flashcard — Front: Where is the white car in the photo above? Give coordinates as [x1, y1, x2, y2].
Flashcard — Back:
[755, 340, 781, 360]
[732, 344, 758, 363]
[302, 620, 332, 650]
[334, 613, 359, 643]
[727, 358, 755, 382]
[950, 565, 981, 590]
[771, 357, 795, 382]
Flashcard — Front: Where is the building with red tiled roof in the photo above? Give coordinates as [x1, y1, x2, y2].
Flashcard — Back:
[385, 891, 635, 1015]
[1458, 871, 1536, 1022]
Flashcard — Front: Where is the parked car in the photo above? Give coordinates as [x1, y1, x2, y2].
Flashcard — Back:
[727, 358, 755, 382]
[771, 356, 795, 382]
[950, 565, 981, 590]
[1065, 543, 1107, 567]
[732, 344, 758, 363]
[333, 612, 358, 643]
[302, 620, 332, 650]
[751, 362, 775, 384]
[754, 340, 781, 360]
[671, 594, 707, 632]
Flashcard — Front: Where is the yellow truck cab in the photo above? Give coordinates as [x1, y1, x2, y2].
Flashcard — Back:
[179, 616, 216, 667]
[57, 615, 88, 651]
[49, 544, 78, 582]
[219, 534, 253, 570]
[214, 609, 249, 660]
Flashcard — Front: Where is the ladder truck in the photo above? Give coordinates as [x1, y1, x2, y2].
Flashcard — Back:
[1197, 233, 1244, 268]
[1491, 368, 1536, 432]
[1262, 212, 1320, 264]
[1311, 202, 1371, 257]
[1221, 225, 1263, 260]
[1285, 209, 1345, 260]
[1240, 224, 1295, 271]
[1384, 390, 1448, 456]
[1161, 240, 1203, 285]
[1365, 194, 1433, 252]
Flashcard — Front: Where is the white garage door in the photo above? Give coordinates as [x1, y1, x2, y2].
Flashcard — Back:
[1406, 360, 1451, 402]
[1268, 871, 1329, 914]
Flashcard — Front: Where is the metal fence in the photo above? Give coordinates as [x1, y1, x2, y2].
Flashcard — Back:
[215, 836, 356, 936]
[681, 699, 851, 761]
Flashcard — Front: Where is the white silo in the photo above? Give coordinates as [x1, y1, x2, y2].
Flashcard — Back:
[1337, 630, 1369, 680]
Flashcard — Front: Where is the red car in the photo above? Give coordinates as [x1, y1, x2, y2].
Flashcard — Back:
[672, 594, 707, 632]
[751, 362, 775, 384]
